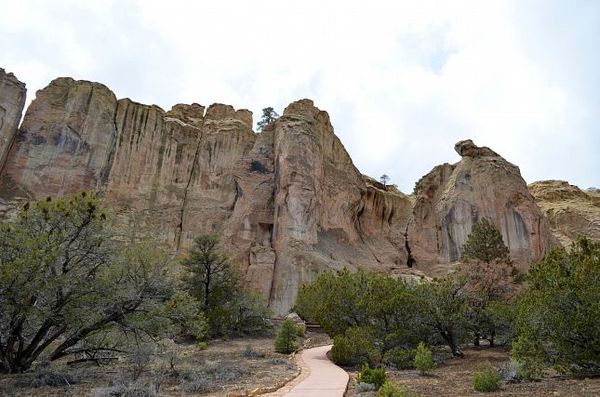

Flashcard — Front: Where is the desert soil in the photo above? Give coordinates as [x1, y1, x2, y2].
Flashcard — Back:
[0, 336, 299, 397]
[345, 346, 600, 397]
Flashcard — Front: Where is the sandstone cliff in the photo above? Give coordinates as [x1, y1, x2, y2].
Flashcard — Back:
[1, 70, 588, 313]
[0, 69, 26, 179]
[0, 74, 413, 313]
[529, 180, 600, 246]
[408, 139, 555, 273]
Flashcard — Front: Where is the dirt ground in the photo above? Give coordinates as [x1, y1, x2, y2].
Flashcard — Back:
[0, 336, 299, 397]
[346, 346, 600, 397]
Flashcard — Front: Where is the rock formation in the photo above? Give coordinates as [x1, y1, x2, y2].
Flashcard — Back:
[529, 180, 600, 246]
[0, 73, 413, 313]
[409, 139, 555, 273]
[1, 70, 590, 313]
[0, 69, 26, 177]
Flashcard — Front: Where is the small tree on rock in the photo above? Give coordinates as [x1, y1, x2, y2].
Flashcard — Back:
[257, 107, 280, 131]
[380, 174, 390, 188]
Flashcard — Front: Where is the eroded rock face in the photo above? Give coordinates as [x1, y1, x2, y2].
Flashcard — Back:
[529, 180, 600, 246]
[0, 69, 26, 176]
[0, 77, 413, 314]
[409, 140, 555, 273]
[2, 73, 580, 313]
[1, 78, 118, 199]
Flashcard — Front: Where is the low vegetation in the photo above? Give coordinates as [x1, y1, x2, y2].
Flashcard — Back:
[299, 219, 600, 395]
[356, 363, 387, 389]
[414, 342, 436, 375]
[274, 320, 298, 354]
[472, 363, 502, 392]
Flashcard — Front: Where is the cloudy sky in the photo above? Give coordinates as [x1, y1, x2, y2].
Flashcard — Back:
[1, 0, 598, 192]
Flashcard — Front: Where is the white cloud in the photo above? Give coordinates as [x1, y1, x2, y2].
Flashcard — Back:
[0, 0, 597, 191]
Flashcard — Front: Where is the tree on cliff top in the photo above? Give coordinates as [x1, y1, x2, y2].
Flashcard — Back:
[380, 174, 390, 187]
[461, 218, 511, 264]
[257, 107, 279, 131]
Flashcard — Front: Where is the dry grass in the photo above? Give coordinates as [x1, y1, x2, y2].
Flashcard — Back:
[0, 337, 298, 397]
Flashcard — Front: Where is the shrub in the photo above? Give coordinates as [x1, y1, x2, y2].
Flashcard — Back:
[499, 359, 523, 384]
[0, 194, 183, 373]
[196, 341, 208, 350]
[29, 367, 78, 387]
[356, 382, 377, 393]
[331, 326, 381, 366]
[413, 342, 436, 375]
[179, 372, 214, 393]
[93, 382, 158, 397]
[472, 364, 501, 392]
[384, 347, 415, 369]
[275, 320, 298, 354]
[376, 381, 420, 397]
[268, 358, 289, 366]
[203, 361, 249, 381]
[243, 345, 265, 358]
[512, 237, 600, 375]
[356, 364, 387, 389]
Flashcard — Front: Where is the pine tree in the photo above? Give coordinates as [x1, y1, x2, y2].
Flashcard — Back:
[274, 320, 298, 354]
[257, 107, 280, 131]
[461, 218, 511, 264]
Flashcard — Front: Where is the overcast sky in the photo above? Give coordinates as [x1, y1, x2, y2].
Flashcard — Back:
[1, 0, 598, 192]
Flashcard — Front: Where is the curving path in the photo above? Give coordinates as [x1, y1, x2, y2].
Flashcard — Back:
[265, 344, 348, 397]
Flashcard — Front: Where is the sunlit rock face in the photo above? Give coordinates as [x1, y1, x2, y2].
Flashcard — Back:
[409, 139, 556, 274]
[529, 180, 600, 246]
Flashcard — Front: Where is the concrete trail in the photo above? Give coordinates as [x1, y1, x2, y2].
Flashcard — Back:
[265, 344, 349, 397]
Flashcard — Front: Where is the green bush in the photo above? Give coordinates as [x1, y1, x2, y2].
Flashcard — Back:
[376, 381, 420, 397]
[512, 237, 600, 375]
[331, 326, 380, 366]
[413, 342, 436, 375]
[472, 364, 501, 392]
[274, 320, 297, 354]
[356, 382, 377, 393]
[384, 347, 416, 369]
[196, 341, 208, 350]
[356, 363, 386, 389]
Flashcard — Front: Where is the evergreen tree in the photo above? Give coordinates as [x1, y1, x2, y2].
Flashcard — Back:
[257, 107, 280, 131]
[512, 237, 600, 376]
[274, 320, 297, 354]
[0, 194, 200, 373]
[461, 218, 511, 264]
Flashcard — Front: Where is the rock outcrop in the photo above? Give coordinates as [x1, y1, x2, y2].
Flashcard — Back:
[0, 69, 26, 177]
[0, 76, 413, 313]
[409, 139, 555, 273]
[529, 180, 600, 246]
[1, 71, 589, 313]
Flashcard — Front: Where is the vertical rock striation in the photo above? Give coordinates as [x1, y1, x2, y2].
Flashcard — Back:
[409, 139, 556, 273]
[0, 72, 577, 314]
[0, 69, 26, 177]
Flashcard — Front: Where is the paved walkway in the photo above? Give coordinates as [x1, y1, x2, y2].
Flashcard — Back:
[265, 344, 348, 397]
